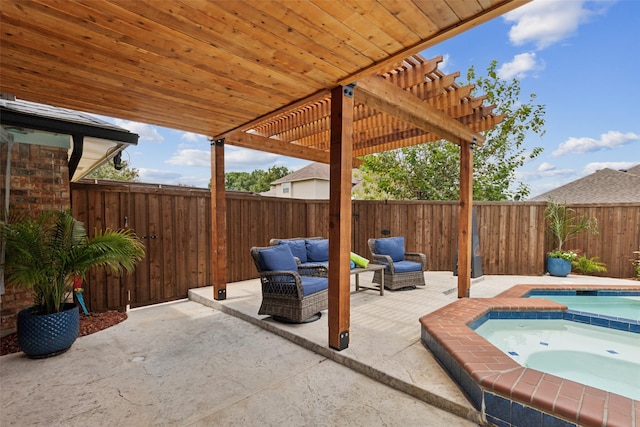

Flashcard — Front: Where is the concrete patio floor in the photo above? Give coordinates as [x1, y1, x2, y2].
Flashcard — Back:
[1, 272, 634, 426]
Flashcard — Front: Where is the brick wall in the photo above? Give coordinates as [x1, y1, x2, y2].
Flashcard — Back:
[1, 141, 71, 332]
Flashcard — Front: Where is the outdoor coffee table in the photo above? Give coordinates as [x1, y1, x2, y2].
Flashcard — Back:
[352, 264, 386, 296]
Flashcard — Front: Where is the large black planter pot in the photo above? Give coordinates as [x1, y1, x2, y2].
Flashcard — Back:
[547, 257, 572, 277]
[17, 303, 80, 359]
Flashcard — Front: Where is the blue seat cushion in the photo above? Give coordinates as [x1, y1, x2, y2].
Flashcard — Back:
[279, 239, 307, 263]
[374, 237, 405, 262]
[306, 239, 329, 262]
[300, 276, 328, 296]
[259, 244, 298, 272]
[391, 260, 422, 273]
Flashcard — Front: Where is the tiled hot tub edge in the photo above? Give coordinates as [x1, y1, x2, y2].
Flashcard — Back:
[419, 286, 640, 427]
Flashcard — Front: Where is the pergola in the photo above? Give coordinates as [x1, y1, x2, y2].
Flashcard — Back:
[0, 0, 529, 350]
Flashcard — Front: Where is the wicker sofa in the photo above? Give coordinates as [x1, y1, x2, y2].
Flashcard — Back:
[250, 244, 328, 323]
[367, 237, 426, 290]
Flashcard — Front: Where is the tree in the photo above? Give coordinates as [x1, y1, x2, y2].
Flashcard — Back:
[86, 160, 139, 182]
[249, 166, 291, 193]
[355, 60, 545, 201]
[215, 166, 292, 192]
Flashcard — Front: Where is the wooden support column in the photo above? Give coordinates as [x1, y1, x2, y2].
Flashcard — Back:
[211, 139, 227, 300]
[328, 85, 354, 351]
[457, 138, 474, 298]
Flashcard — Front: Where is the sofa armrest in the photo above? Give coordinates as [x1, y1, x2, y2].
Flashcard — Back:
[260, 271, 303, 299]
[298, 264, 329, 278]
[370, 253, 395, 273]
[404, 252, 426, 269]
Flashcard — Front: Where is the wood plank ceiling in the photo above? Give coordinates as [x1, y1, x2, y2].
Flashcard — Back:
[0, 0, 529, 161]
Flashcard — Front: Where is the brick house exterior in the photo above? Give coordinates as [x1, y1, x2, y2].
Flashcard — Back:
[1, 98, 138, 333]
[0, 142, 71, 331]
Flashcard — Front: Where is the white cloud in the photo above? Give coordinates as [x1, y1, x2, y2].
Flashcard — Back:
[497, 52, 542, 79]
[137, 168, 182, 182]
[225, 147, 282, 171]
[538, 162, 555, 172]
[166, 149, 211, 167]
[181, 132, 204, 143]
[552, 131, 640, 157]
[582, 161, 640, 175]
[516, 162, 574, 180]
[504, 0, 596, 49]
[438, 54, 451, 74]
[113, 119, 164, 143]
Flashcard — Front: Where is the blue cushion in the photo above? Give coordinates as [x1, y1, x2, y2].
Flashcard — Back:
[374, 237, 405, 262]
[306, 239, 329, 262]
[279, 239, 307, 263]
[300, 276, 328, 296]
[350, 260, 356, 269]
[391, 260, 422, 273]
[259, 245, 298, 272]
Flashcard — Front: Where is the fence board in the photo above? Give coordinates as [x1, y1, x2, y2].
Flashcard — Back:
[71, 181, 639, 312]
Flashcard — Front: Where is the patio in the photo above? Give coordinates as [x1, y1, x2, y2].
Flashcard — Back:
[1, 271, 634, 425]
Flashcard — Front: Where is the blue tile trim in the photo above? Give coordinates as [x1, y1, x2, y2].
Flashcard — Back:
[483, 391, 578, 427]
[470, 311, 566, 329]
[562, 310, 639, 334]
[525, 289, 640, 298]
[468, 309, 639, 334]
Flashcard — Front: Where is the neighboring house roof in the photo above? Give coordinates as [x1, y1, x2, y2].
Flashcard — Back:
[624, 164, 640, 176]
[271, 162, 359, 185]
[1, 97, 139, 181]
[529, 166, 640, 203]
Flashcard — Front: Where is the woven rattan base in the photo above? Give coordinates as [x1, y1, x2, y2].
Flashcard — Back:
[372, 269, 425, 291]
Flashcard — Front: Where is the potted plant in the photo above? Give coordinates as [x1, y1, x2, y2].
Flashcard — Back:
[1, 210, 145, 358]
[544, 200, 598, 277]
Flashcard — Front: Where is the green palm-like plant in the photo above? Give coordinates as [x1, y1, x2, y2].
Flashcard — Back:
[544, 200, 598, 252]
[1, 210, 145, 314]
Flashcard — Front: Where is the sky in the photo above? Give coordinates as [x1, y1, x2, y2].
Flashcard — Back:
[96, 0, 640, 198]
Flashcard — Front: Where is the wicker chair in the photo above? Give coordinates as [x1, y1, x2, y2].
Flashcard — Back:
[367, 237, 426, 290]
[250, 245, 328, 323]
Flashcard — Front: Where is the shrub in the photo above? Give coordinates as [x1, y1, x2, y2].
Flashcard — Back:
[572, 255, 607, 275]
[631, 250, 640, 280]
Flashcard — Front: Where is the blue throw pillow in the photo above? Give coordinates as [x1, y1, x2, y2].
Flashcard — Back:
[306, 239, 329, 262]
[374, 237, 405, 262]
[259, 244, 298, 272]
[279, 239, 307, 263]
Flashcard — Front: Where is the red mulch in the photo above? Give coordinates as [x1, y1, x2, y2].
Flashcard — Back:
[1, 310, 127, 356]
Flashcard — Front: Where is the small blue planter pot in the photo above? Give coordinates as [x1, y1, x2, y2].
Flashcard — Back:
[17, 303, 80, 358]
[547, 257, 572, 277]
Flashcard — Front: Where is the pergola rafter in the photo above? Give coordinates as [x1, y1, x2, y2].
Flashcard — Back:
[230, 54, 500, 162]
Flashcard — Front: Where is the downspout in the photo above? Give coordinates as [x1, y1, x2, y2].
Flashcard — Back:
[0, 127, 14, 297]
[68, 134, 84, 181]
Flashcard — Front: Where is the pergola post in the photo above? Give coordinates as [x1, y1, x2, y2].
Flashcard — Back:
[457, 138, 474, 298]
[211, 139, 227, 300]
[328, 85, 354, 351]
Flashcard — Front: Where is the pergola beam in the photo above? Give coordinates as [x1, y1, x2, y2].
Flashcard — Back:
[226, 131, 330, 163]
[354, 76, 485, 146]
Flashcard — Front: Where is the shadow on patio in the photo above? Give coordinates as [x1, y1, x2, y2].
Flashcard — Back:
[189, 271, 635, 424]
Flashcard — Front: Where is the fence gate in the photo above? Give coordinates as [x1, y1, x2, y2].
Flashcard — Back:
[71, 181, 212, 312]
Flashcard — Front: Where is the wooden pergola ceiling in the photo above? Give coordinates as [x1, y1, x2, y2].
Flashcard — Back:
[1, 0, 527, 160]
[225, 54, 504, 164]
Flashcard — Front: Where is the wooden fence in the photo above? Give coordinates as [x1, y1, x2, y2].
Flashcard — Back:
[71, 180, 640, 312]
